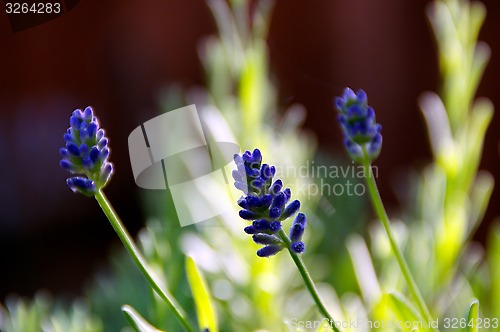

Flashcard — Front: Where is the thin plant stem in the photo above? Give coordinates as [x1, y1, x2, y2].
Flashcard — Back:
[361, 149, 433, 324]
[94, 190, 195, 332]
[278, 229, 340, 332]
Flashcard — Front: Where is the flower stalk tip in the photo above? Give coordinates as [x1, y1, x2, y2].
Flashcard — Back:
[60, 106, 113, 196]
[233, 148, 307, 257]
[335, 88, 382, 163]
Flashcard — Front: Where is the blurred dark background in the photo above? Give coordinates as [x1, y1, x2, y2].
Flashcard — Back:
[0, 0, 499, 301]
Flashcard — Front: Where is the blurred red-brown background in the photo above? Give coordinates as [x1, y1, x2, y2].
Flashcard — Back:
[0, 0, 499, 301]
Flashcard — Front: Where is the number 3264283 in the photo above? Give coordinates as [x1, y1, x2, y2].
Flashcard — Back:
[6, 3, 61, 14]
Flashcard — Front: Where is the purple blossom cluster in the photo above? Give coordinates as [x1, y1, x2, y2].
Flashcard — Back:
[335, 88, 382, 163]
[60, 107, 113, 196]
[233, 149, 306, 257]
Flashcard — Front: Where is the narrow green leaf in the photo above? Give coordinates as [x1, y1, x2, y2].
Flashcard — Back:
[469, 2, 487, 46]
[488, 223, 500, 319]
[239, 44, 267, 148]
[469, 171, 494, 234]
[121, 305, 165, 332]
[387, 292, 428, 332]
[459, 99, 493, 191]
[186, 256, 218, 332]
[465, 300, 479, 332]
[469, 43, 490, 101]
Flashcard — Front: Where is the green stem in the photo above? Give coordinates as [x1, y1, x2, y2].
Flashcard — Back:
[94, 190, 195, 332]
[278, 229, 341, 332]
[361, 150, 433, 324]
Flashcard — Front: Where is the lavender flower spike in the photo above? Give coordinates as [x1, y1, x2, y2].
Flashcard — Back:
[60, 106, 113, 196]
[335, 88, 382, 163]
[233, 148, 307, 257]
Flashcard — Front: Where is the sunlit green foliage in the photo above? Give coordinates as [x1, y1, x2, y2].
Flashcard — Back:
[1, 0, 498, 331]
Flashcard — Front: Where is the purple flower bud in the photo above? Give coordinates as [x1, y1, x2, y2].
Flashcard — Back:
[283, 188, 291, 202]
[66, 142, 80, 156]
[252, 219, 271, 230]
[252, 149, 262, 164]
[245, 165, 259, 177]
[342, 87, 357, 102]
[289, 213, 307, 242]
[66, 177, 97, 197]
[252, 234, 282, 245]
[251, 220, 281, 234]
[269, 221, 281, 233]
[368, 133, 382, 159]
[289, 223, 305, 242]
[246, 194, 273, 208]
[269, 179, 282, 195]
[59, 148, 69, 157]
[334, 97, 344, 111]
[240, 210, 259, 220]
[280, 200, 301, 220]
[269, 207, 281, 219]
[242, 150, 253, 163]
[257, 245, 284, 257]
[60, 159, 77, 172]
[96, 129, 105, 141]
[70, 112, 82, 129]
[244, 195, 258, 207]
[344, 138, 363, 162]
[100, 148, 109, 162]
[97, 138, 108, 150]
[89, 146, 100, 164]
[237, 197, 251, 209]
[87, 122, 97, 139]
[259, 194, 273, 208]
[82, 106, 93, 121]
[233, 154, 243, 164]
[269, 192, 286, 218]
[64, 132, 75, 143]
[260, 164, 271, 180]
[79, 143, 89, 155]
[290, 241, 305, 254]
[99, 163, 113, 186]
[244, 225, 259, 234]
[80, 126, 90, 142]
[294, 212, 307, 226]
